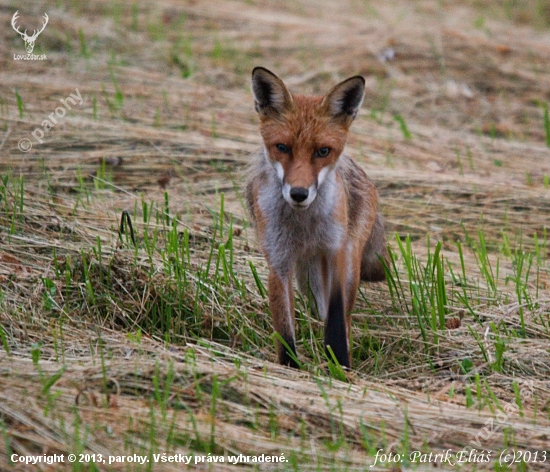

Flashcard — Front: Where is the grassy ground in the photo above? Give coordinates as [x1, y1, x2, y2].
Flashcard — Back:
[1, 0, 550, 470]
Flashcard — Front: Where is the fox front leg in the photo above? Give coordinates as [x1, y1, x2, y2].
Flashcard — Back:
[323, 249, 351, 368]
[268, 269, 299, 368]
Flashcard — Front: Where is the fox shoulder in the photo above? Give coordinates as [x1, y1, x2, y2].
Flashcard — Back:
[245, 149, 271, 225]
[338, 155, 378, 232]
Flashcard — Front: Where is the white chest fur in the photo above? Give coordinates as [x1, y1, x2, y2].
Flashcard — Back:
[257, 163, 344, 277]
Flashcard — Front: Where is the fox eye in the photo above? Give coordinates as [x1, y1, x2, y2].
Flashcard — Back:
[315, 147, 331, 158]
[276, 143, 290, 154]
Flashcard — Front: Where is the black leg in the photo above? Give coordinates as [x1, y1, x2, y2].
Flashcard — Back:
[278, 337, 299, 369]
[324, 289, 350, 368]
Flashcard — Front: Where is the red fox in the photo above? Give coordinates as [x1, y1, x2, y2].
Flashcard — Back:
[246, 67, 388, 369]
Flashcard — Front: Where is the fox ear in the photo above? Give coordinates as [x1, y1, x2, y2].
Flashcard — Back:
[322, 76, 365, 125]
[251, 67, 293, 118]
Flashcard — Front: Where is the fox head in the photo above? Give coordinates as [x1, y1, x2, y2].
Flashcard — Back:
[251, 67, 365, 209]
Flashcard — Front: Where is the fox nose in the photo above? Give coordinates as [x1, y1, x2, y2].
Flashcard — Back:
[289, 187, 309, 203]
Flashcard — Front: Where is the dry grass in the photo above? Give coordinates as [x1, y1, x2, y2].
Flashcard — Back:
[1, 0, 550, 470]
